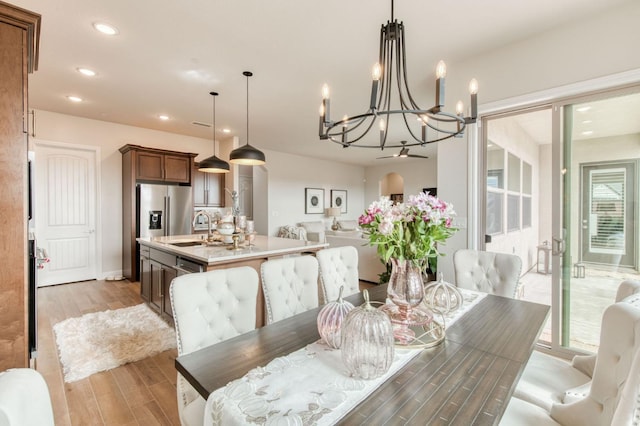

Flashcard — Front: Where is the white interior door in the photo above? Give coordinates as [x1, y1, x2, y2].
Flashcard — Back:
[35, 141, 98, 286]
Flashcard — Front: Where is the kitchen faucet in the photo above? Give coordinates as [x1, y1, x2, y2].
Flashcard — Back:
[193, 210, 215, 243]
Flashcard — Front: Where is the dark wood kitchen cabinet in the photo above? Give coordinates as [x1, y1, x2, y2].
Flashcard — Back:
[193, 162, 225, 207]
[120, 144, 196, 184]
[140, 246, 176, 323]
[120, 144, 197, 281]
[139, 245, 152, 302]
[0, 2, 40, 370]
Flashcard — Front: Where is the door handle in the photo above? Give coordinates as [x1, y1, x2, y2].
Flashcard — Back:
[552, 237, 565, 255]
[164, 196, 170, 236]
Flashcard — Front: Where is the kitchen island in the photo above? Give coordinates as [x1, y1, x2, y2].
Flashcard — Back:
[137, 235, 328, 326]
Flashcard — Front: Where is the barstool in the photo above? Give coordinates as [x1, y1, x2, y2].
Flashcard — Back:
[573, 262, 586, 278]
[537, 243, 551, 274]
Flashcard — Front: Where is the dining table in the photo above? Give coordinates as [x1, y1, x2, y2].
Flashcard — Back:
[175, 284, 550, 425]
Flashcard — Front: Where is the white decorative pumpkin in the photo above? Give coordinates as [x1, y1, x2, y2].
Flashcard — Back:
[341, 289, 394, 380]
[317, 286, 354, 349]
[424, 272, 463, 314]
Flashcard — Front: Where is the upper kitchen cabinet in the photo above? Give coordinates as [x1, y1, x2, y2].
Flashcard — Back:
[193, 162, 225, 207]
[120, 144, 196, 281]
[0, 1, 40, 370]
[120, 144, 197, 184]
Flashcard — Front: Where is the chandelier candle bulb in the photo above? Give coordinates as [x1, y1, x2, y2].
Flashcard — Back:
[469, 78, 479, 119]
[435, 60, 446, 108]
[421, 119, 426, 142]
[322, 84, 330, 123]
[370, 63, 381, 109]
[319, 104, 325, 137]
[342, 115, 348, 144]
[379, 118, 386, 147]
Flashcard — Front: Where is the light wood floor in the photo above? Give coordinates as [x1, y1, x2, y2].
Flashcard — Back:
[36, 278, 378, 425]
[36, 279, 180, 426]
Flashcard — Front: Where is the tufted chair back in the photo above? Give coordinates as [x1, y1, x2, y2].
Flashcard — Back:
[0, 368, 54, 426]
[572, 279, 640, 378]
[261, 255, 319, 324]
[616, 279, 640, 304]
[317, 246, 360, 304]
[453, 249, 522, 298]
[550, 301, 640, 426]
[170, 267, 259, 426]
[610, 346, 640, 425]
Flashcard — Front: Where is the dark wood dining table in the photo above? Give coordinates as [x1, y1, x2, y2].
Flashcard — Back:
[175, 284, 549, 425]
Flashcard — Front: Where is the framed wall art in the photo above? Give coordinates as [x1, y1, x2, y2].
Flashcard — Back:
[390, 193, 403, 204]
[331, 189, 347, 214]
[305, 188, 325, 214]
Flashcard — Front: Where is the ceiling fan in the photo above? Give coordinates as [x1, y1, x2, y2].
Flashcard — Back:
[376, 141, 429, 159]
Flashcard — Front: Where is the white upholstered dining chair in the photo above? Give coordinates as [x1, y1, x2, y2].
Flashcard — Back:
[514, 279, 640, 410]
[453, 249, 522, 298]
[0, 368, 54, 426]
[316, 246, 360, 304]
[170, 267, 260, 426]
[501, 299, 640, 425]
[261, 255, 319, 324]
[571, 278, 640, 377]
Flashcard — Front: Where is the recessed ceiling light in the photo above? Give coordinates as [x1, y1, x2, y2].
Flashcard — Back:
[66, 95, 83, 102]
[93, 22, 119, 35]
[222, 128, 231, 133]
[576, 106, 591, 113]
[582, 120, 592, 124]
[158, 115, 170, 121]
[582, 130, 594, 136]
[76, 67, 96, 77]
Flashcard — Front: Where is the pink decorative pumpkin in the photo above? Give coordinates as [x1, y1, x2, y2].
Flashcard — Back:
[317, 286, 354, 349]
[341, 289, 395, 380]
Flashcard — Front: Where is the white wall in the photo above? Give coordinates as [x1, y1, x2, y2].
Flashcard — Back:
[31, 109, 217, 278]
[539, 144, 553, 246]
[31, 110, 372, 277]
[437, 1, 640, 279]
[485, 118, 541, 272]
[364, 157, 437, 208]
[263, 149, 366, 236]
[28, 1, 640, 281]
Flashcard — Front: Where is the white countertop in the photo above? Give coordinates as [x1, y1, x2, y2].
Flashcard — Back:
[137, 235, 328, 265]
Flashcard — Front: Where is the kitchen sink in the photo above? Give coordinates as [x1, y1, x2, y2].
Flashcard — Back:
[170, 241, 206, 247]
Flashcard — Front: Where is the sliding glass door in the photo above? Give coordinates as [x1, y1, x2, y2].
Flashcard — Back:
[481, 87, 640, 355]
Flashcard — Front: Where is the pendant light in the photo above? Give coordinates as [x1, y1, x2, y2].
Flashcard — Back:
[229, 71, 266, 166]
[198, 91, 230, 173]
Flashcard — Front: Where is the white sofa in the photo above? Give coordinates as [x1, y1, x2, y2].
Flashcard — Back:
[325, 229, 386, 283]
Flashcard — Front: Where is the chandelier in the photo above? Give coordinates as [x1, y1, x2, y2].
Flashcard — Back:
[318, 0, 478, 150]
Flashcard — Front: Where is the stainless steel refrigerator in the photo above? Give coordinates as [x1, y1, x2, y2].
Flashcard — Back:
[137, 183, 193, 239]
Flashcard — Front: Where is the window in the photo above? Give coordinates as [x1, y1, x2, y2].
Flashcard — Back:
[486, 142, 505, 235]
[507, 194, 520, 232]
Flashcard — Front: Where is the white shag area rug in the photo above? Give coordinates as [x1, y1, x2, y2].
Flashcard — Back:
[53, 304, 176, 383]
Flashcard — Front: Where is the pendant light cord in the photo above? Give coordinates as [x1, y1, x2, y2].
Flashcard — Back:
[243, 71, 253, 147]
[246, 73, 250, 147]
[210, 91, 218, 156]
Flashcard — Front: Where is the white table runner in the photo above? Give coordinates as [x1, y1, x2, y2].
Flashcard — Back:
[203, 289, 486, 425]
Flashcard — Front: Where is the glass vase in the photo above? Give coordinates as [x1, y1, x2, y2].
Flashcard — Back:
[381, 258, 434, 344]
[387, 258, 425, 308]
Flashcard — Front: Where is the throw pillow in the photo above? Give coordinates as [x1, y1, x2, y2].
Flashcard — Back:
[337, 220, 358, 231]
